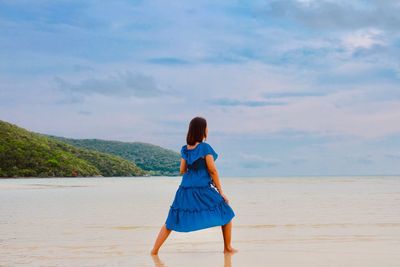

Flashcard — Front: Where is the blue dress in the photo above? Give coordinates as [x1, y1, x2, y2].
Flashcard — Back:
[165, 142, 236, 232]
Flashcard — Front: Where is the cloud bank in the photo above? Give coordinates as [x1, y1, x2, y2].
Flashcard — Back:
[1, 0, 399, 175]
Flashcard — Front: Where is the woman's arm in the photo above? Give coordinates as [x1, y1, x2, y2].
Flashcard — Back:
[179, 158, 187, 175]
[205, 154, 224, 194]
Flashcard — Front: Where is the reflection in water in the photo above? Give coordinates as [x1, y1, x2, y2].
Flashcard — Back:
[150, 252, 233, 267]
[151, 254, 167, 267]
[224, 252, 232, 267]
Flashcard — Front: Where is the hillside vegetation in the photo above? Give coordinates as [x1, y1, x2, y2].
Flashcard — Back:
[50, 137, 181, 176]
[0, 120, 147, 178]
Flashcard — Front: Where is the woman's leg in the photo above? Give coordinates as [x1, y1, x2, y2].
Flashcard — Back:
[221, 220, 238, 253]
[151, 223, 172, 255]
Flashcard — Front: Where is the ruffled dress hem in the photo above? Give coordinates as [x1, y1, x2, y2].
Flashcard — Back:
[165, 198, 235, 232]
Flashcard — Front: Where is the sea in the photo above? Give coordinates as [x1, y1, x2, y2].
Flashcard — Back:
[1, 176, 399, 267]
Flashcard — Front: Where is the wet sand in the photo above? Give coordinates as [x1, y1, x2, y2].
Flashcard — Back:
[1, 176, 400, 266]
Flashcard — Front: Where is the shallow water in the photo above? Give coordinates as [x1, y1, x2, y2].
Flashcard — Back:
[1, 176, 400, 266]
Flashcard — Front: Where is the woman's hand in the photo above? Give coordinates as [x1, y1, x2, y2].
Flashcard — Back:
[220, 192, 229, 204]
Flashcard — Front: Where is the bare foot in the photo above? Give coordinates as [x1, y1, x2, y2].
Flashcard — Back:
[150, 249, 158, 255]
[223, 246, 238, 254]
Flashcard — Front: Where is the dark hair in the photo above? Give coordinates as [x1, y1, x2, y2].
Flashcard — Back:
[186, 117, 207, 145]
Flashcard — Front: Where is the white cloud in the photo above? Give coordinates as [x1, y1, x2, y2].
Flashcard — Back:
[341, 28, 386, 51]
[54, 71, 168, 98]
[265, 0, 400, 32]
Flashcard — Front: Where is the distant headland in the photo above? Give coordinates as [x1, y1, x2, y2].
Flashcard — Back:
[0, 120, 180, 178]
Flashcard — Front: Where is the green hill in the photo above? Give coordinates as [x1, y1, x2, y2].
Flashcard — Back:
[0, 120, 147, 178]
[49, 137, 181, 176]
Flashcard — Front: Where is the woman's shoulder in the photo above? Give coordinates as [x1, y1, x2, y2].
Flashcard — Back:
[201, 142, 214, 151]
[201, 142, 218, 161]
[180, 142, 218, 161]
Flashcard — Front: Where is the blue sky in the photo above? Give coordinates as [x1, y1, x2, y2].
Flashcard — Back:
[1, 0, 400, 176]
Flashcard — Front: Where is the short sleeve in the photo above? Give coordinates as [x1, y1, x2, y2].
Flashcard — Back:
[180, 142, 218, 164]
[201, 143, 218, 161]
[180, 145, 187, 159]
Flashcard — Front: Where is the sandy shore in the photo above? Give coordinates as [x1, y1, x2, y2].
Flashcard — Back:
[1, 176, 400, 266]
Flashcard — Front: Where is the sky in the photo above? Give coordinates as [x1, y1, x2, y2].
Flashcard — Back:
[1, 0, 400, 176]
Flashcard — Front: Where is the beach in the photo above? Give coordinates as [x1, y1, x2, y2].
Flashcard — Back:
[1, 176, 400, 266]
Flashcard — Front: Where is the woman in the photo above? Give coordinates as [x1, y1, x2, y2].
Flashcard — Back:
[150, 116, 237, 255]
